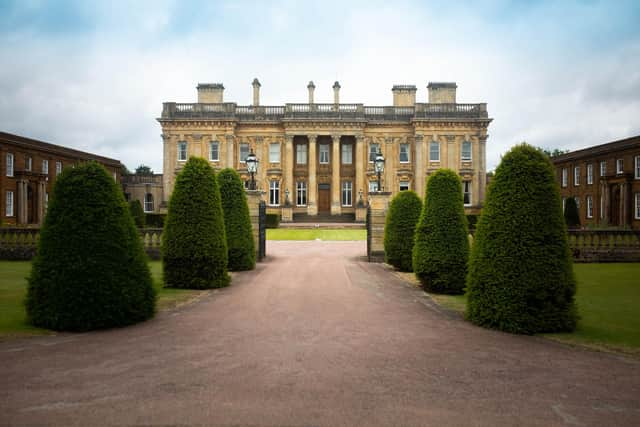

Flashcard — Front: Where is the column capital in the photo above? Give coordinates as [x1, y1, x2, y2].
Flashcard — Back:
[284, 134, 295, 144]
[414, 134, 424, 143]
[331, 134, 341, 143]
[354, 134, 365, 143]
[225, 134, 235, 142]
[306, 134, 318, 142]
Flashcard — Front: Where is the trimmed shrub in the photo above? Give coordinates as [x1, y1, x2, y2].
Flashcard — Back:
[384, 191, 422, 271]
[162, 157, 229, 289]
[25, 161, 155, 331]
[129, 200, 145, 228]
[266, 213, 280, 229]
[466, 144, 577, 334]
[413, 169, 469, 294]
[218, 168, 256, 271]
[564, 197, 581, 229]
[145, 213, 166, 228]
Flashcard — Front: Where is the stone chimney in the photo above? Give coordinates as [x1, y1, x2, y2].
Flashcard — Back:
[252, 78, 261, 106]
[307, 81, 315, 104]
[391, 85, 417, 107]
[333, 81, 341, 105]
[197, 83, 224, 103]
[427, 82, 457, 104]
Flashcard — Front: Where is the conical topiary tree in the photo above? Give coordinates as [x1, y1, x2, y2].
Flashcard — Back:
[26, 161, 156, 331]
[129, 199, 145, 228]
[466, 144, 577, 334]
[163, 157, 229, 289]
[564, 197, 581, 229]
[384, 190, 422, 271]
[412, 169, 469, 294]
[218, 168, 256, 271]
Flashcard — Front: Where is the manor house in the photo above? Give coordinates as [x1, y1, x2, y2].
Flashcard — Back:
[158, 80, 491, 218]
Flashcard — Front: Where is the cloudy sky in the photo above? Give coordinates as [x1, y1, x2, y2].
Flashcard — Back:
[1, 0, 639, 172]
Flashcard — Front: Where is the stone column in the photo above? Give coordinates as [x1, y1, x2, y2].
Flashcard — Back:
[37, 180, 46, 225]
[245, 190, 262, 258]
[384, 137, 393, 192]
[620, 182, 628, 227]
[17, 180, 28, 225]
[368, 192, 392, 262]
[414, 134, 424, 197]
[307, 134, 318, 215]
[226, 134, 235, 169]
[331, 134, 342, 215]
[284, 135, 294, 205]
[602, 181, 610, 224]
[355, 134, 365, 204]
[447, 135, 457, 171]
[161, 134, 172, 202]
[478, 135, 487, 205]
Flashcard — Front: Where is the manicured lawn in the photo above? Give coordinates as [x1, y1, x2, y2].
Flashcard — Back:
[267, 228, 366, 241]
[0, 261, 202, 338]
[431, 263, 640, 354]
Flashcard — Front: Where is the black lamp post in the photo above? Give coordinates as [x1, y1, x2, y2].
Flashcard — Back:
[374, 150, 385, 191]
[246, 149, 258, 190]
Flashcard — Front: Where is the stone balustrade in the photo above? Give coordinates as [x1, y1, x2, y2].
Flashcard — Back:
[567, 230, 640, 262]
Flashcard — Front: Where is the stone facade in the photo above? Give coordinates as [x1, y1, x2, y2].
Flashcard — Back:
[552, 135, 640, 230]
[122, 174, 165, 214]
[1, 131, 122, 226]
[158, 80, 492, 218]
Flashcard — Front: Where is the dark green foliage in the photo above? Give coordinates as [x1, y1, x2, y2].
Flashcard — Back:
[145, 213, 166, 228]
[413, 169, 469, 294]
[218, 168, 256, 271]
[129, 200, 145, 228]
[466, 215, 479, 231]
[266, 213, 280, 229]
[162, 157, 229, 289]
[25, 162, 156, 331]
[564, 197, 581, 229]
[384, 191, 422, 271]
[466, 144, 577, 334]
[135, 164, 153, 175]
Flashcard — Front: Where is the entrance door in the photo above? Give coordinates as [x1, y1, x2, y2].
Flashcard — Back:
[318, 184, 330, 214]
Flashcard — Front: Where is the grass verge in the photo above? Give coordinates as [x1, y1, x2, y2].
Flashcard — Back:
[267, 228, 366, 241]
[0, 260, 203, 339]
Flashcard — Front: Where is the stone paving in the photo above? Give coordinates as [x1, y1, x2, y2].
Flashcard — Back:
[1, 241, 639, 426]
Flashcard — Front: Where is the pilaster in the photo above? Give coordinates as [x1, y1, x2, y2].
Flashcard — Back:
[414, 134, 424, 198]
[307, 134, 318, 215]
[284, 135, 294, 206]
[226, 134, 235, 169]
[355, 134, 365, 205]
[331, 134, 342, 215]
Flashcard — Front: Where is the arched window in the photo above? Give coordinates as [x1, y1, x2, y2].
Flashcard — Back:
[144, 193, 154, 212]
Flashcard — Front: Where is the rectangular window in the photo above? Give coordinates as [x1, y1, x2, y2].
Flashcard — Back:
[399, 181, 410, 191]
[144, 193, 154, 213]
[369, 181, 379, 193]
[341, 144, 352, 165]
[600, 160, 606, 177]
[6, 191, 14, 216]
[399, 143, 410, 163]
[600, 196, 604, 219]
[296, 144, 307, 165]
[269, 143, 280, 163]
[319, 144, 330, 164]
[178, 141, 187, 161]
[42, 160, 49, 175]
[636, 193, 640, 219]
[461, 141, 472, 161]
[575, 197, 580, 210]
[239, 143, 250, 163]
[587, 196, 593, 218]
[574, 166, 580, 186]
[342, 181, 353, 206]
[369, 143, 380, 162]
[561, 168, 568, 187]
[269, 180, 280, 206]
[430, 142, 440, 162]
[587, 163, 593, 185]
[463, 181, 472, 206]
[6, 153, 14, 177]
[562, 197, 566, 213]
[296, 181, 307, 206]
[25, 156, 32, 171]
[635, 156, 640, 179]
[617, 159, 623, 174]
[209, 142, 219, 161]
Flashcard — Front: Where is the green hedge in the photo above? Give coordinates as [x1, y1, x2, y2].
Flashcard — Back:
[218, 168, 256, 271]
[26, 161, 156, 331]
[266, 213, 280, 229]
[466, 214, 479, 231]
[145, 213, 166, 228]
[466, 144, 577, 334]
[413, 169, 469, 294]
[564, 197, 580, 229]
[162, 157, 229, 289]
[129, 200, 145, 228]
[384, 191, 422, 271]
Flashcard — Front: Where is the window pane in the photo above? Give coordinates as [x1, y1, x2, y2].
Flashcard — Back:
[296, 144, 307, 164]
[209, 142, 219, 161]
[296, 181, 307, 206]
[6, 191, 13, 216]
[240, 144, 250, 162]
[6, 154, 14, 177]
[56, 161, 62, 175]
[319, 144, 329, 164]
[144, 193, 154, 212]
[342, 144, 352, 164]
[178, 142, 187, 161]
[269, 180, 280, 205]
[342, 181, 352, 206]
[430, 142, 440, 161]
[461, 141, 472, 161]
[574, 166, 580, 185]
[269, 143, 280, 163]
[369, 144, 379, 162]
[399, 144, 409, 163]
[600, 161, 606, 177]
[463, 181, 471, 205]
[369, 181, 378, 192]
[399, 181, 409, 191]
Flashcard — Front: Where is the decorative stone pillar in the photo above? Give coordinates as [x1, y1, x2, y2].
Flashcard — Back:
[478, 135, 487, 205]
[620, 182, 628, 227]
[161, 134, 173, 202]
[17, 179, 28, 225]
[414, 134, 424, 198]
[307, 81, 315, 104]
[368, 192, 392, 262]
[245, 190, 262, 257]
[307, 135, 318, 216]
[384, 137, 394, 192]
[226, 134, 235, 169]
[331, 134, 342, 215]
[37, 180, 46, 225]
[355, 134, 365, 205]
[284, 135, 294, 205]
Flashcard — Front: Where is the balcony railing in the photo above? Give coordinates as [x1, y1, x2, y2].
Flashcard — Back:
[161, 102, 489, 121]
